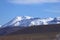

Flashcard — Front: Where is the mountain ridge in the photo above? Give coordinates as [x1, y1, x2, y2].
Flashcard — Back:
[1, 16, 60, 27]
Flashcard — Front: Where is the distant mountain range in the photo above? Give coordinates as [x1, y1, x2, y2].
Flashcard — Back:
[0, 16, 60, 36]
[1, 16, 60, 27]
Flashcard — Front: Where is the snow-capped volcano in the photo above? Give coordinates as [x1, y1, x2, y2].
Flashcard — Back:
[2, 16, 60, 27]
[2, 16, 33, 27]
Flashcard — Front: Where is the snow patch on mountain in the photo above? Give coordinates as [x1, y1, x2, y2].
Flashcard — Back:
[29, 17, 54, 26]
[29, 19, 43, 26]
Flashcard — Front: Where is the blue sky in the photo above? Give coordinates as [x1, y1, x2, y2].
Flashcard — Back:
[0, 0, 60, 25]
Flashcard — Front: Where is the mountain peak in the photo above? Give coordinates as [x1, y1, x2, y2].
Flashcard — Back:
[15, 16, 33, 20]
[2, 16, 33, 27]
[24, 16, 33, 19]
[15, 16, 22, 21]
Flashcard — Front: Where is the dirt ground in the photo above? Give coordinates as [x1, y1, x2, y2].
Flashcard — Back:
[0, 33, 58, 40]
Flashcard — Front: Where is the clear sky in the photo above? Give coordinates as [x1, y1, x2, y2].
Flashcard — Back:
[0, 0, 60, 25]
